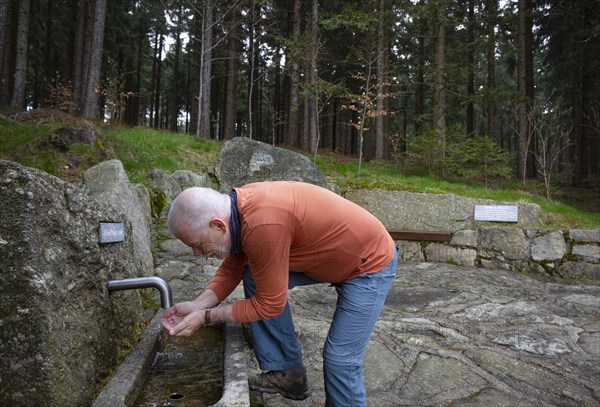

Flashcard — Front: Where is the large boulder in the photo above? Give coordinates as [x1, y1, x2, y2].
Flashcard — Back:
[84, 160, 153, 277]
[216, 137, 327, 191]
[345, 190, 541, 232]
[0, 160, 144, 406]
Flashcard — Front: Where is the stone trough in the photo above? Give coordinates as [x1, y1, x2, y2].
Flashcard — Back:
[93, 312, 249, 407]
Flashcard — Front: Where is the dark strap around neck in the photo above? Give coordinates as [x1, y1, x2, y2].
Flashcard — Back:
[229, 190, 242, 254]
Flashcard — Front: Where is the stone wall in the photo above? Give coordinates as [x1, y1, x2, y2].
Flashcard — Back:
[346, 188, 598, 280]
[346, 189, 542, 232]
[396, 227, 600, 280]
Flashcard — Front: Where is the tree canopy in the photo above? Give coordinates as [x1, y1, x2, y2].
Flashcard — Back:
[1, 0, 598, 187]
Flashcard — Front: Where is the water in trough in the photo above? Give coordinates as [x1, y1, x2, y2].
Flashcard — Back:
[134, 326, 224, 407]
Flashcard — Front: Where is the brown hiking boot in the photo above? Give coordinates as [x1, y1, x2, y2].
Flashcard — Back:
[249, 365, 309, 400]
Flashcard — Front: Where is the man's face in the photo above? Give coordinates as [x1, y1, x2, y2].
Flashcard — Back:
[177, 222, 231, 260]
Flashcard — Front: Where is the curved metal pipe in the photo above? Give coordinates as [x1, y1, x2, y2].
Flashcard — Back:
[107, 276, 173, 309]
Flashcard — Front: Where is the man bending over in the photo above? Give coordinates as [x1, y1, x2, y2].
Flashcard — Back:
[161, 181, 397, 406]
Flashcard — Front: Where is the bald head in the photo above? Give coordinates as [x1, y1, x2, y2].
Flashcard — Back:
[167, 187, 230, 239]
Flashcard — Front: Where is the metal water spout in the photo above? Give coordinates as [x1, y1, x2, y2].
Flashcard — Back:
[107, 276, 173, 309]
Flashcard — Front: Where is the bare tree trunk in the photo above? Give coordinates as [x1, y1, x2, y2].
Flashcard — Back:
[189, 8, 200, 135]
[466, 0, 475, 137]
[486, 0, 497, 141]
[272, 46, 283, 145]
[375, 0, 388, 159]
[328, 99, 338, 150]
[194, 0, 213, 137]
[0, 0, 14, 106]
[433, 0, 447, 173]
[38, 0, 56, 109]
[11, 0, 31, 109]
[127, 33, 143, 126]
[357, 57, 374, 173]
[516, 0, 534, 182]
[200, 0, 213, 138]
[414, 0, 426, 135]
[153, 33, 163, 129]
[71, 0, 86, 115]
[223, 7, 240, 140]
[571, 0, 597, 186]
[302, 78, 309, 150]
[246, 0, 260, 140]
[307, 0, 319, 153]
[0, 0, 7, 89]
[81, 0, 106, 119]
[149, 32, 156, 126]
[169, 6, 182, 132]
[286, 0, 301, 146]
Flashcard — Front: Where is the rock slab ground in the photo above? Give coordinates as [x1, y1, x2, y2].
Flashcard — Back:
[154, 227, 599, 407]
[270, 263, 600, 407]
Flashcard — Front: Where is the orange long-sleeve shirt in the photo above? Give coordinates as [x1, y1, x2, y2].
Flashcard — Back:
[205, 181, 394, 323]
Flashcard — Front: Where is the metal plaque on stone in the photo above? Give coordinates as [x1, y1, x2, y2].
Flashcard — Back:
[99, 222, 125, 243]
[474, 205, 519, 222]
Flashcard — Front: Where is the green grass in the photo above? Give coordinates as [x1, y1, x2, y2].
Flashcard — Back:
[0, 117, 220, 184]
[1, 115, 598, 229]
[315, 153, 599, 229]
[0, 116, 64, 174]
[104, 126, 220, 184]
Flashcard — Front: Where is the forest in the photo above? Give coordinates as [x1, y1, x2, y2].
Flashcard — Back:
[1, 0, 598, 191]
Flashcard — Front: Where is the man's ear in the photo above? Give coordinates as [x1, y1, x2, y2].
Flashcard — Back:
[210, 218, 227, 232]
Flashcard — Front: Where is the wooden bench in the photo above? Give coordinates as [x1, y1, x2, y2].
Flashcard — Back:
[387, 230, 452, 242]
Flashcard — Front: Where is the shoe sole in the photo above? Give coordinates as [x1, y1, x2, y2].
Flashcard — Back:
[249, 384, 309, 400]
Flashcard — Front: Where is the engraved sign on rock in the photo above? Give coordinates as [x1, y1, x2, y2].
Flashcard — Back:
[99, 222, 125, 243]
[249, 150, 274, 173]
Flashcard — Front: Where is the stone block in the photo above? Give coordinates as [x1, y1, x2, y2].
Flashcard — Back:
[478, 227, 529, 260]
[425, 243, 477, 266]
[450, 229, 478, 247]
[572, 244, 600, 262]
[396, 241, 425, 262]
[559, 261, 600, 280]
[531, 231, 567, 261]
[569, 229, 600, 243]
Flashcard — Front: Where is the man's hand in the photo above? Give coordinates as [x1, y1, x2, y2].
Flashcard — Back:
[160, 301, 208, 337]
[160, 288, 234, 336]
